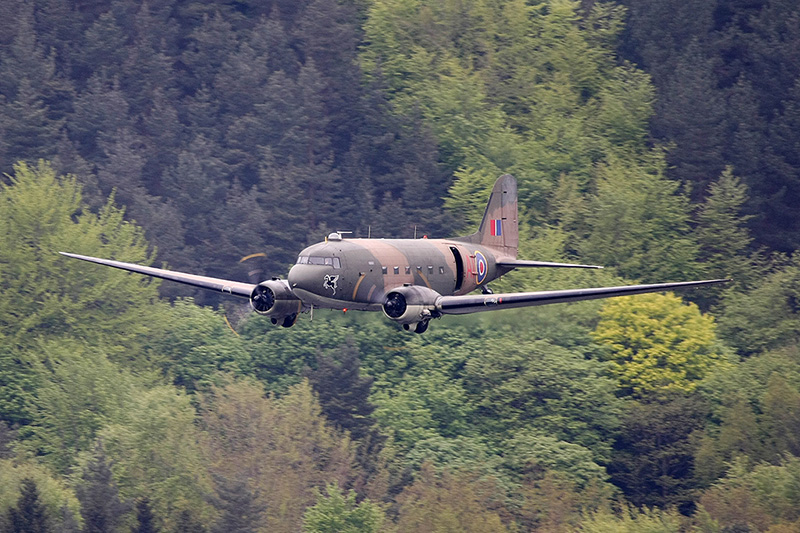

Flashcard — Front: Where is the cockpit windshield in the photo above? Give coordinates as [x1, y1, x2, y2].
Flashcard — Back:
[296, 256, 341, 268]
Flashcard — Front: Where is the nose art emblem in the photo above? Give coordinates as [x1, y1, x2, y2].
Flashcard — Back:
[323, 274, 339, 295]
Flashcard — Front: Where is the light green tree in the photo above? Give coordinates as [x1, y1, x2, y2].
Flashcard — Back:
[0, 160, 167, 357]
[302, 483, 385, 533]
[578, 506, 684, 533]
[581, 153, 700, 282]
[20, 339, 138, 474]
[463, 335, 621, 459]
[592, 293, 727, 396]
[99, 384, 215, 530]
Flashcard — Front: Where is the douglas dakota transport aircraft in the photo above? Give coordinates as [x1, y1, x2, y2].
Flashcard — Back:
[61, 175, 729, 334]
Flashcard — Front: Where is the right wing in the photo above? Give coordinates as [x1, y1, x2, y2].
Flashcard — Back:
[437, 279, 730, 315]
[59, 252, 256, 297]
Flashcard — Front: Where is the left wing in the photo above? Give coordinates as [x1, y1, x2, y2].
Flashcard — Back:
[437, 279, 730, 314]
[59, 252, 256, 297]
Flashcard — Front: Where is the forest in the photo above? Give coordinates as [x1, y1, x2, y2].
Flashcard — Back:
[1, 0, 799, 531]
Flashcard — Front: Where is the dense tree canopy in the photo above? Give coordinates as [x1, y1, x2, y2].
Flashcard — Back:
[0, 0, 798, 531]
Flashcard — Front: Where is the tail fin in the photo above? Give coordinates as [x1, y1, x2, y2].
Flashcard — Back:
[456, 174, 518, 258]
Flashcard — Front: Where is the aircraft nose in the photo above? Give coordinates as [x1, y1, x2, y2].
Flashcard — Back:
[288, 264, 319, 293]
[288, 264, 306, 289]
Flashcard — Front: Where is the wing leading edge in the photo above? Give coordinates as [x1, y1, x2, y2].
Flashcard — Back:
[59, 252, 256, 297]
[437, 279, 730, 315]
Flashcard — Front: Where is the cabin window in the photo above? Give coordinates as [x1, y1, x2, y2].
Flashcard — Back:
[394, 266, 400, 275]
[405, 266, 411, 274]
[439, 266, 445, 274]
[381, 266, 387, 275]
[428, 265, 434, 274]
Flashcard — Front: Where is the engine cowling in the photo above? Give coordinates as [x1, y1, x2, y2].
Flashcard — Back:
[382, 285, 442, 328]
[250, 279, 302, 319]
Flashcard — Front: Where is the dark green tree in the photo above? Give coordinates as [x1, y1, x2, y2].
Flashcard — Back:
[307, 344, 378, 442]
[173, 510, 207, 533]
[210, 473, 266, 533]
[7, 478, 51, 533]
[608, 393, 708, 512]
[695, 167, 755, 286]
[651, 41, 727, 200]
[76, 442, 130, 533]
[0, 79, 63, 170]
[306, 343, 386, 493]
[131, 499, 159, 533]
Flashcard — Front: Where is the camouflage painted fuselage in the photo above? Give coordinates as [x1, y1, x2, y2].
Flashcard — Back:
[287, 237, 514, 311]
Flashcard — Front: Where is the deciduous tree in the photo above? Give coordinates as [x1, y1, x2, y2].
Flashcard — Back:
[592, 292, 726, 396]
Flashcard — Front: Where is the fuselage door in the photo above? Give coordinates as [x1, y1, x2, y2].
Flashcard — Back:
[449, 246, 464, 293]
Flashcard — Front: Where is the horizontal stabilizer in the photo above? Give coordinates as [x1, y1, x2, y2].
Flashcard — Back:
[59, 252, 256, 297]
[437, 279, 731, 315]
[497, 259, 603, 269]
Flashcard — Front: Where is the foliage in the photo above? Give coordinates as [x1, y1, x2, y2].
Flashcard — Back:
[0, 0, 798, 530]
[99, 385, 214, 530]
[0, 463, 81, 533]
[209, 473, 265, 533]
[6, 478, 50, 533]
[131, 498, 159, 533]
[578, 505, 685, 533]
[698, 456, 800, 533]
[395, 462, 508, 533]
[715, 256, 800, 356]
[592, 293, 727, 396]
[608, 393, 708, 510]
[0, 161, 164, 355]
[19, 340, 139, 474]
[75, 442, 130, 533]
[302, 483, 385, 533]
[463, 334, 622, 459]
[200, 379, 356, 532]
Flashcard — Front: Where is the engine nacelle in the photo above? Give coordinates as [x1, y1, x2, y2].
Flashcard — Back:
[250, 279, 302, 319]
[382, 285, 442, 328]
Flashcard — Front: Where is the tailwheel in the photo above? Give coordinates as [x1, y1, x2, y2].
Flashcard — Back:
[414, 320, 429, 334]
[281, 313, 298, 328]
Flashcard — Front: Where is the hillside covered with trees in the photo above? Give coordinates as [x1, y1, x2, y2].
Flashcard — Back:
[1, 0, 799, 531]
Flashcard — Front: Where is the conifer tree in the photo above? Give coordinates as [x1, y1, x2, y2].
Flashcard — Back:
[307, 344, 378, 442]
[131, 498, 159, 533]
[210, 473, 265, 533]
[7, 478, 51, 533]
[608, 393, 708, 512]
[76, 442, 130, 533]
[173, 510, 207, 533]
